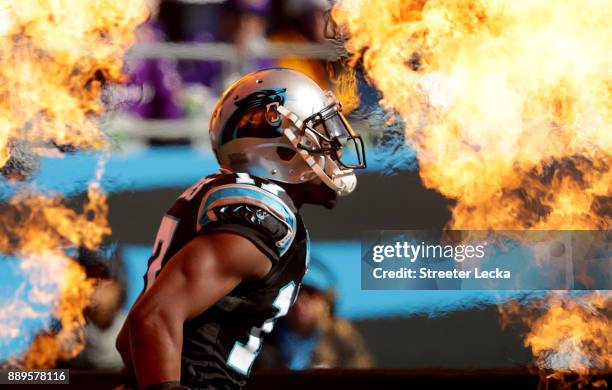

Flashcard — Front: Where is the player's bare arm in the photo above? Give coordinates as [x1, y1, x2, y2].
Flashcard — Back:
[125, 232, 271, 389]
[116, 296, 136, 369]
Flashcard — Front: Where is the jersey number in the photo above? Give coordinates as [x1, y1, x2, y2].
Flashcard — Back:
[226, 281, 296, 375]
[145, 215, 179, 290]
[146, 177, 209, 288]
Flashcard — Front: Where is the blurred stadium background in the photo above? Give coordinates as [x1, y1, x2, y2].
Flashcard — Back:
[0, 0, 540, 385]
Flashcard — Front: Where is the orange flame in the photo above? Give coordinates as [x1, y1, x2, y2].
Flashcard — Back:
[333, 0, 611, 383]
[0, 0, 147, 367]
[332, 0, 611, 230]
[524, 292, 611, 374]
[502, 291, 611, 388]
[332, 67, 361, 114]
[0, 175, 112, 367]
[0, 0, 148, 167]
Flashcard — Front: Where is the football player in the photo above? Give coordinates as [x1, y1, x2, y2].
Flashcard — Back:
[115, 67, 366, 390]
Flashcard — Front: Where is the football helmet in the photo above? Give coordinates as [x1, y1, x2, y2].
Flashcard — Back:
[209, 68, 366, 196]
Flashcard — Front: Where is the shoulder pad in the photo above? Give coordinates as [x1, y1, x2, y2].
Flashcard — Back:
[197, 181, 297, 256]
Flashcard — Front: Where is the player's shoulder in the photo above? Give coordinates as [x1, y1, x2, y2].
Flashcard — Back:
[194, 171, 299, 256]
[191, 171, 296, 212]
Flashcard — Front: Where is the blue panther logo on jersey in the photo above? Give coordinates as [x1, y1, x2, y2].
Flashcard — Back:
[218, 88, 287, 147]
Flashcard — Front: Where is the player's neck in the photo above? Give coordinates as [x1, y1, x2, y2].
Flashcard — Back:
[280, 184, 306, 209]
[277, 181, 338, 210]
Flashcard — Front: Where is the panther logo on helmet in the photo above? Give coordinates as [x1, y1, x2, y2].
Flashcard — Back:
[218, 88, 287, 147]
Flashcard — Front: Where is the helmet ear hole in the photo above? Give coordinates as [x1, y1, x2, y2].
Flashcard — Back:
[276, 146, 297, 161]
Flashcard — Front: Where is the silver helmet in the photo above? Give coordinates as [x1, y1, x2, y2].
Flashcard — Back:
[209, 68, 366, 196]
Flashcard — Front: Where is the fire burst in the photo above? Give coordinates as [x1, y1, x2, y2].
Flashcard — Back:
[0, 0, 147, 367]
[333, 0, 611, 383]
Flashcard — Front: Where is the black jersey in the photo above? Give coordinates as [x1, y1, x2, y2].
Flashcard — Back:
[142, 172, 309, 390]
